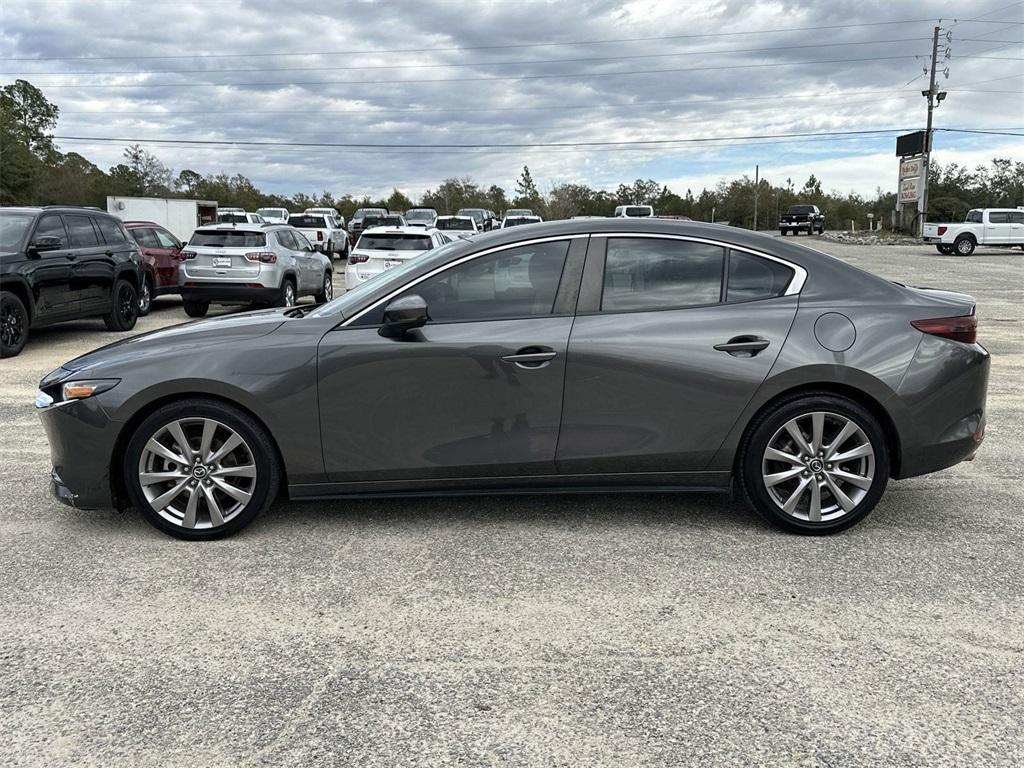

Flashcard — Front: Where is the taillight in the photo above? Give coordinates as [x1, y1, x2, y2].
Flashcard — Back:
[245, 251, 277, 264]
[316, 231, 324, 241]
[180, 250, 197, 260]
[348, 254, 368, 265]
[937, 226, 947, 235]
[912, 315, 977, 344]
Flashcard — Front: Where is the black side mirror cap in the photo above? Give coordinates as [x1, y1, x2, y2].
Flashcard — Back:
[28, 236, 63, 255]
[379, 294, 429, 338]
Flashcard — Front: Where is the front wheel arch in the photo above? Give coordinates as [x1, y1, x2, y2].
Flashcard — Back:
[109, 391, 289, 511]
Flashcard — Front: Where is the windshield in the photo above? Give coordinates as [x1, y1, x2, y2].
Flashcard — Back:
[787, 205, 816, 215]
[381, 216, 405, 226]
[354, 208, 386, 219]
[309, 239, 463, 318]
[405, 209, 435, 220]
[217, 213, 248, 223]
[625, 206, 652, 217]
[190, 230, 267, 247]
[0, 212, 35, 250]
[357, 233, 433, 251]
[257, 208, 288, 219]
[506, 209, 533, 217]
[436, 218, 473, 230]
[503, 217, 537, 227]
[289, 215, 328, 228]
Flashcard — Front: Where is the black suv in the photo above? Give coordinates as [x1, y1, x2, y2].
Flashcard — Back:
[1, 207, 143, 357]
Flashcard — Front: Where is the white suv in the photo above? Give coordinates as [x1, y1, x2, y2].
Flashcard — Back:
[217, 209, 266, 224]
[345, 227, 446, 288]
[613, 205, 654, 218]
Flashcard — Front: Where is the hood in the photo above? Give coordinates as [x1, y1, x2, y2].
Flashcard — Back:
[62, 308, 289, 373]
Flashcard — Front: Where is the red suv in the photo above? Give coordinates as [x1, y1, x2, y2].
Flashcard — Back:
[123, 221, 185, 315]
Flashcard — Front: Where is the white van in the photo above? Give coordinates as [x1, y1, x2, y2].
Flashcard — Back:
[614, 205, 654, 218]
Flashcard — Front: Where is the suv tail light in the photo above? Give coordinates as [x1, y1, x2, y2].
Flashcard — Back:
[316, 231, 324, 241]
[911, 315, 977, 344]
[937, 226, 947, 235]
[180, 250, 197, 260]
[348, 254, 368, 265]
[245, 251, 277, 264]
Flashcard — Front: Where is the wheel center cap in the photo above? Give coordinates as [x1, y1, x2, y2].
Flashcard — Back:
[808, 459, 824, 473]
[192, 465, 209, 480]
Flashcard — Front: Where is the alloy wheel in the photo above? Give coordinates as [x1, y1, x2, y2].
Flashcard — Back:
[323, 275, 333, 301]
[137, 417, 257, 530]
[761, 411, 875, 523]
[118, 283, 136, 322]
[284, 282, 295, 306]
[1, 302, 25, 349]
[139, 281, 151, 313]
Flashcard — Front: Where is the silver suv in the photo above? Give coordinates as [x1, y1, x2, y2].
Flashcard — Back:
[179, 224, 332, 317]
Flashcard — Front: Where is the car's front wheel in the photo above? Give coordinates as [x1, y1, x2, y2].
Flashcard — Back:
[124, 399, 280, 540]
[738, 394, 889, 534]
[276, 278, 296, 307]
[104, 279, 139, 331]
[1, 290, 29, 358]
[314, 271, 333, 303]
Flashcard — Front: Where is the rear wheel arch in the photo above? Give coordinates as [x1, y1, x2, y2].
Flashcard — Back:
[109, 391, 289, 510]
[2, 279, 34, 323]
[734, 382, 902, 480]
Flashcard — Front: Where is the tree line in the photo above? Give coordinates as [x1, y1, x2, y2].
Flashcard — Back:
[2, 79, 1020, 229]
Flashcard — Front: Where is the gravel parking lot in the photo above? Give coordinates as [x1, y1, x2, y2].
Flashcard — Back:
[1, 238, 1022, 766]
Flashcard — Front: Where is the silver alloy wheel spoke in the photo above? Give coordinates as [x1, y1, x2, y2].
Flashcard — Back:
[207, 433, 243, 465]
[167, 421, 194, 461]
[150, 478, 191, 511]
[198, 419, 217, 463]
[211, 477, 252, 505]
[182, 486, 200, 529]
[763, 411, 875, 523]
[145, 438, 188, 465]
[202, 484, 225, 527]
[140, 471, 187, 486]
[213, 464, 256, 479]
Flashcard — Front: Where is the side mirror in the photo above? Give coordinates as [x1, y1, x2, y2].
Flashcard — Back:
[379, 294, 429, 338]
[29, 236, 63, 255]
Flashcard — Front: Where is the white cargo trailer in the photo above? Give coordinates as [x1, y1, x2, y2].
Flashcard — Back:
[106, 196, 218, 242]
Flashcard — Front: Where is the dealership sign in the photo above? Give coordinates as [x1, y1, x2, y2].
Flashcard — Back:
[897, 154, 926, 206]
[899, 175, 923, 204]
[900, 157, 923, 180]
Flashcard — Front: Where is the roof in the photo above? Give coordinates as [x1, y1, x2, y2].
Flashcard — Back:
[197, 222, 286, 232]
[2, 206, 117, 216]
[360, 226, 439, 236]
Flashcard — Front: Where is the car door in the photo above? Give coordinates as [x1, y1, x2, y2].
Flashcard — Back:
[64, 214, 115, 312]
[25, 214, 77, 318]
[284, 230, 314, 291]
[984, 211, 1011, 245]
[1009, 211, 1024, 244]
[556, 235, 801, 476]
[150, 226, 183, 289]
[316, 236, 586, 484]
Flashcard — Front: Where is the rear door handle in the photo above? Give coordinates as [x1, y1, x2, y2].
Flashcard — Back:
[714, 336, 770, 356]
[501, 348, 557, 368]
[66, 252, 78, 261]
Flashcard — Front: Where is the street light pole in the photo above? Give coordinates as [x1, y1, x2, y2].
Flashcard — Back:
[920, 24, 941, 233]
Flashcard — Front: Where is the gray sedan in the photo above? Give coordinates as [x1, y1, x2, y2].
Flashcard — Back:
[37, 219, 989, 539]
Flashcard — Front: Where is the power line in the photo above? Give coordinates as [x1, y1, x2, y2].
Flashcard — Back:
[0, 37, 940, 77]
[0, 18, 948, 62]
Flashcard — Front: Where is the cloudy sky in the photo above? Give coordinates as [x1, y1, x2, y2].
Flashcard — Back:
[1, 0, 1021, 201]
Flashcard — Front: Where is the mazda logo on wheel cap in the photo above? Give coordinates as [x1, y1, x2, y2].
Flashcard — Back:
[809, 459, 824, 473]
[192, 465, 208, 479]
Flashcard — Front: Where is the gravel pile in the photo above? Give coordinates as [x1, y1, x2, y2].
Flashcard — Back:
[820, 231, 921, 246]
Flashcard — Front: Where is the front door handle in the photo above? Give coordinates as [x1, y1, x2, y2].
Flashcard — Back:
[714, 336, 770, 356]
[501, 347, 557, 369]
[65, 252, 78, 261]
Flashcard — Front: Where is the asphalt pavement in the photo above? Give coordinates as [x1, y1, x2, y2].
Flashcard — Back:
[1, 237, 1022, 766]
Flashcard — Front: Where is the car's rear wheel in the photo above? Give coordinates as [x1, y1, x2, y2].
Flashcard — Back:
[738, 394, 889, 534]
[103, 279, 139, 331]
[183, 299, 209, 318]
[315, 272, 333, 303]
[124, 399, 280, 540]
[936, 244, 955, 255]
[138, 276, 153, 316]
[276, 278, 296, 307]
[954, 235, 976, 256]
[779, 229, 787, 236]
[1, 290, 29, 358]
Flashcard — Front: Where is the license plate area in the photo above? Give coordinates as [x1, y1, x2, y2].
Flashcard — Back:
[212, 257, 232, 268]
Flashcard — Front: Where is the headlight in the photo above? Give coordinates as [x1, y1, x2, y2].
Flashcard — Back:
[61, 379, 120, 401]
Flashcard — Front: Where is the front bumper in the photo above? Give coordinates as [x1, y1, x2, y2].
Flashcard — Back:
[38, 395, 120, 509]
[181, 283, 281, 305]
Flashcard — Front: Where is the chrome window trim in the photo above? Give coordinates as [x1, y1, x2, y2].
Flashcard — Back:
[340, 234, 589, 326]
[601, 232, 807, 296]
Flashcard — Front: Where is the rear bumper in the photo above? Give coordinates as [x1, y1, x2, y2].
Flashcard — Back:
[38, 397, 119, 509]
[181, 283, 280, 304]
[894, 337, 990, 478]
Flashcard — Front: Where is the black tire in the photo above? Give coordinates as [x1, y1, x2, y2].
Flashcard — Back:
[103, 279, 139, 331]
[1, 290, 29, 358]
[183, 299, 209, 318]
[314, 271, 333, 304]
[276, 277, 297, 308]
[936, 244, 954, 255]
[779, 229, 787, 236]
[138, 275, 154, 316]
[953, 235, 976, 256]
[123, 398, 280, 540]
[737, 393, 890, 535]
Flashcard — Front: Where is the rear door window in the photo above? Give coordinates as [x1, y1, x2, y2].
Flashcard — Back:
[97, 217, 128, 245]
[601, 238, 724, 312]
[131, 227, 160, 248]
[64, 215, 101, 247]
[153, 228, 179, 248]
[726, 252, 794, 302]
[987, 212, 1010, 224]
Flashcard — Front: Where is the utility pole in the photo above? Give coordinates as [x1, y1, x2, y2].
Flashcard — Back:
[920, 25, 941, 232]
[753, 164, 759, 231]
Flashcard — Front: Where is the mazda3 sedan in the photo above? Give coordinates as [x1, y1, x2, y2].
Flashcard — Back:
[37, 219, 989, 540]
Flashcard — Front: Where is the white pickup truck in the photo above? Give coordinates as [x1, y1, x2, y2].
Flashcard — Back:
[923, 208, 1024, 256]
[287, 212, 349, 260]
